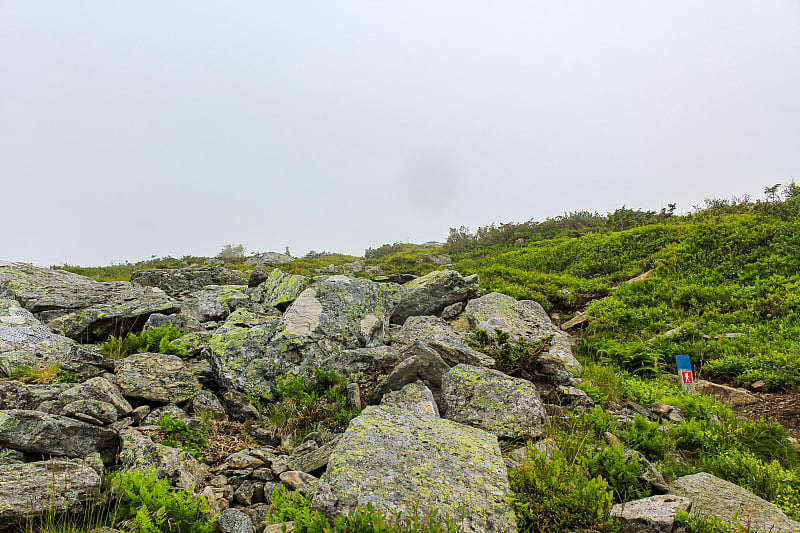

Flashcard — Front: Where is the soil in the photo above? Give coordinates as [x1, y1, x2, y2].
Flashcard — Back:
[735, 387, 800, 444]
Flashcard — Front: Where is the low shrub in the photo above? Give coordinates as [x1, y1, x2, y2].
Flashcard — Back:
[152, 414, 208, 460]
[100, 324, 186, 359]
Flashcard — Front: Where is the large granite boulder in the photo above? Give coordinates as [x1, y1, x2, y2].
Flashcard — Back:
[247, 269, 311, 310]
[130, 266, 246, 296]
[465, 292, 581, 382]
[0, 262, 181, 342]
[391, 316, 493, 367]
[114, 353, 201, 403]
[373, 341, 451, 403]
[0, 460, 102, 532]
[204, 312, 282, 395]
[44, 377, 133, 426]
[181, 285, 251, 322]
[670, 472, 800, 533]
[441, 364, 547, 439]
[311, 405, 517, 533]
[0, 297, 79, 374]
[0, 409, 118, 464]
[207, 276, 403, 396]
[390, 270, 479, 325]
[245, 252, 294, 266]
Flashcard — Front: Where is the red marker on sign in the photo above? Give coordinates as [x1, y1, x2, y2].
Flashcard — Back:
[681, 371, 694, 384]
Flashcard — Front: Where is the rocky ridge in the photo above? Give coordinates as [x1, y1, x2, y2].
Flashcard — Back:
[0, 261, 797, 532]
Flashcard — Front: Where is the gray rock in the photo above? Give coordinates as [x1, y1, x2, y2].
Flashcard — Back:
[670, 472, 800, 533]
[209, 276, 402, 396]
[374, 341, 450, 402]
[390, 270, 478, 325]
[188, 389, 228, 421]
[114, 353, 201, 403]
[222, 390, 262, 422]
[465, 291, 581, 375]
[624, 449, 669, 494]
[234, 479, 265, 505]
[287, 435, 342, 474]
[610, 494, 692, 533]
[391, 316, 493, 367]
[0, 409, 118, 464]
[245, 252, 294, 266]
[381, 381, 440, 417]
[311, 405, 517, 533]
[0, 380, 70, 410]
[130, 266, 245, 296]
[247, 269, 311, 309]
[319, 345, 404, 380]
[0, 460, 102, 532]
[143, 312, 204, 332]
[441, 364, 547, 439]
[215, 508, 255, 533]
[182, 285, 251, 322]
[440, 301, 464, 320]
[56, 377, 132, 424]
[118, 428, 208, 491]
[279, 470, 319, 496]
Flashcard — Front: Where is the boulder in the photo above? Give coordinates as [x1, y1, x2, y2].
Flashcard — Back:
[610, 494, 692, 533]
[118, 428, 208, 490]
[247, 269, 312, 309]
[441, 364, 547, 439]
[216, 508, 255, 533]
[391, 316, 493, 367]
[381, 381, 440, 417]
[669, 472, 800, 533]
[0, 460, 102, 532]
[373, 341, 450, 402]
[287, 435, 342, 474]
[0, 409, 118, 464]
[312, 405, 517, 533]
[465, 291, 581, 379]
[130, 266, 245, 295]
[56, 377, 132, 424]
[143, 312, 204, 332]
[204, 313, 281, 395]
[245, 252, 294, 266]
[319, 345, 404, 380]
[181, 285, 251, 322]
[114, 353, 201, 403]
[208, 276, 403, 396]
[390, 270, 478, 325]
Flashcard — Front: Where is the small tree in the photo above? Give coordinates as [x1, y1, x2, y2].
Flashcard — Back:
[217, 243, 245, 258]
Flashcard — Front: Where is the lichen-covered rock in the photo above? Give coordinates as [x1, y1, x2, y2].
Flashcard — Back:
[0, 409, 118, 464]
[441, 364, 547, 439]
[208, 276, 403, 396]
[181, 285, 251, 322]
[204, 313, 281, 395]
[381, 381, 440, 417]
[0, 460, 102, 532]
[144, 312, 204, 332]
[373, 341, 450, 402]
[465, 291, 581, 378]
[247, 269, 311, 309]
[311, 405, 517, 533]
[130, 266, 246, 296]
[114, 353, 201, 403]
[119, 428, 208, 490]
[245, 252, 294, 266]
[390, 270, 478, 325]
[610, 494, 692, 533]
[319, 346, 404, 379]
[0, 261, 182, 342]
[0, 297, 94, 376]
[277, 276, 403, 348]
[670, 472, 800, 533]
[391, 316, 493, 367]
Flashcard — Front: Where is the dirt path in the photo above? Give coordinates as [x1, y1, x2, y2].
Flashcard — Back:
[735, 388, 800, 445]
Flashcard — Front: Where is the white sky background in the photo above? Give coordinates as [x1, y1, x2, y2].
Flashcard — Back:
[1, 1, 798, 266]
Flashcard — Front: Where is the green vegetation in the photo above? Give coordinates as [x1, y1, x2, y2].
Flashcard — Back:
[1, 363, 80, 384]
[251, 369, 360, 444]
[109, 468, 215, 533]
[99, 324, 186, 359]
[264, 486, 464, 532]
[152, 414, 209, 460]
[466, 328, 553, 374]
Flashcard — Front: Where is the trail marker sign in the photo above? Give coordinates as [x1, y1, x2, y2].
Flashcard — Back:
[676, 356, 695, 393]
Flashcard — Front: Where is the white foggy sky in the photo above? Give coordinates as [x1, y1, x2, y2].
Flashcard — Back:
[1, 1, 798, 266]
